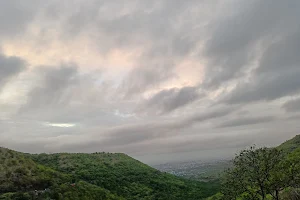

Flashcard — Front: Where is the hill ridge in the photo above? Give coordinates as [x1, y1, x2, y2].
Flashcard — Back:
[0, 147, 219, 200]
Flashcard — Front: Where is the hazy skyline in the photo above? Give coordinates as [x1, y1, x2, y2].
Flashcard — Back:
[1, 0, 300, 164]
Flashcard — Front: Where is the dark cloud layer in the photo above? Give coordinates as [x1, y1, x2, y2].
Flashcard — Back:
[52, 0, 211, 95]
[204, 0, 300, 89]
[0, 0, 300, 164]
[139, 86, 201, 115]
[224, 69, 300, 104]
[217, 116, 275, 128]
[0, 1, 40, 38]
[0, 54, 27, 89]
[23, 66, 78, 111]
[55, 106, 235, 151]
[121, 65, 175, 98]
[283, 98, 300, 113]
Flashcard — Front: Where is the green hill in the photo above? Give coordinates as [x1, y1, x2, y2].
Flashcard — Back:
[2, 135, 299, 200]
[277, 134, 300, 153]
[29, 152, 219, 200]
[0, 147, 123, 200]
[206, 134, 300, 200]
[0, 148, 219, 200]
[0, 147, 64, 196]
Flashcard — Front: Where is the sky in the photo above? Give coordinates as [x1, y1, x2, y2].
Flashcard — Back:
[0, 0, 300, 164]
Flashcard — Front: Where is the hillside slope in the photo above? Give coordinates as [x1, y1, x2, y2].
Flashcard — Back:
[0, 147, 65, 195]
[0, 147, 219, 200]
[0, 147, 126, 200]
[207, 134, 300, 199]
[29, 152, 219, 200]
[278, 134, 300, 153]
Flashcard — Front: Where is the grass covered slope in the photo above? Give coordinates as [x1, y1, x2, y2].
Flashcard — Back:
[206, 134, 300, 200]
[0, 147, 219, 200]
[0, 147, 67, 194]
[0, 148, 126, 200]
[278, 134, 300, 153]
[29, 152, 219, 200]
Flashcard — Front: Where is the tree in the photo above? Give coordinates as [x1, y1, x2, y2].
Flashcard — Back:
[221, 146, 293, 200]
[284, 147, 300, 188]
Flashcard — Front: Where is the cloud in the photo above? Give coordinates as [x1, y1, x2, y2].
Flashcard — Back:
[258, 31, 300, 74]
[121, 64, 175, 97]
[203, 0, 300, 88]
[182, 106, 234, 126]
[22, 65, 78, 111]
[62, 0, 203, 51]
[223, 29, 300, 104]
[44, 122, 76, 128]
[214, 1, 300, 104]
[283, 98, 300, 113]
[1, 0, 300, 164]
[30, 0, 211, 97]
[223, 69, 300, 104]
[0, 1, 40, 38]
[15, 65, 134, 127]
[99, 106, 235, 147]
[0, 54, 27, 90]
[138, 86, 201, 115]
[217, 116, 275, 128]
[1, 106, 236, 155]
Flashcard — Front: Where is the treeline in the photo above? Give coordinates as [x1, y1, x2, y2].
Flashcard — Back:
[0, 148, 123, 200]
[208, 136, 300, 200]
[0, 147, 219, 200]
[29, 152, 219, 200]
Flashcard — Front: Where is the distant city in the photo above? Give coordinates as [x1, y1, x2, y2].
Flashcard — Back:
[153, 159, 232, 181]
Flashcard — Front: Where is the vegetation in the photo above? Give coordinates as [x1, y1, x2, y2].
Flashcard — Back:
[207, 135, 300, 200]
[0, 148, 219, 199]
[278, 135, 300, 153]
[0, 148, 123, 200]
[1, 135, 299, 200]
[29, 152, 219, 200]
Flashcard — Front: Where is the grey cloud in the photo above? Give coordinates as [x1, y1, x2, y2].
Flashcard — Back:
[47, 0, 209, 96]
[99, 107, 235, 147]
[2, 0, 300, 164]
[237, 110, 250, 116]
[17, 66, 127, 126]
[40, 107, 235, 154]
[217, 116, 275, 128]
[258, 31, 300, 74]
[50, 0, 204, 58]
[6, 115, 299, 165]
[224, 69, 300, 104]
[0, 54, 27, 90]
[203, 0, 300, 88]
[23, 65, 78, 110]
[64, 0, 201, 46]
[287, 115, 300, 121]
[183, 107, 234, 126]
[3, 0, 210, 98]
[283, 98, 300, 112]
[0, 1, 40, 38]
[121, 64, 175, 97]
[139, 86, 201, 115]
[17, 66, 82, 123]
[223, 29, 300, 104]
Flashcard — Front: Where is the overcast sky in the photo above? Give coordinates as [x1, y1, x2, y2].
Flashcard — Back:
[0, 0, 300, 164]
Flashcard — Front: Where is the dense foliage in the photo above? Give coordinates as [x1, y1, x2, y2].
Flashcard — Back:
[29, 152, 219, 200]
[2, 135, 298, 200]
[0, 148, 123, 200]
[278, 135, 300, 153]
[208, 135, 300, 200]
[0, 148, 219, 200]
